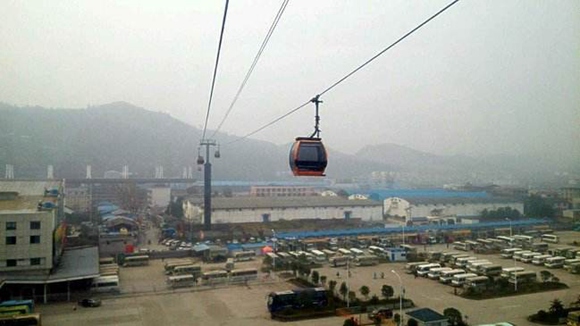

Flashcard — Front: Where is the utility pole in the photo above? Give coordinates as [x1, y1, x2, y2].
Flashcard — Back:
[198, 139, 219, 231]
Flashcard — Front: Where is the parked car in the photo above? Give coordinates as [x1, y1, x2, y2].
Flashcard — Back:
[368, 308, 393, 320]
[78, 298, 102, 307]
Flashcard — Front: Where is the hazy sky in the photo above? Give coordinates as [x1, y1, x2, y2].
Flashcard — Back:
[1, 1, 579, 157]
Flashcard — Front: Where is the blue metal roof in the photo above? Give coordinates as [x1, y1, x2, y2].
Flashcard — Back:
[275, 219, 550, 239]
[363, 188, 488, 201]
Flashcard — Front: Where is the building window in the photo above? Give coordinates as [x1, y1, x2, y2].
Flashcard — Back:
[30, 236, 41, 244]
[6, 222, 16, 230]
[30, 221, 41, 230]
[6, 260, 17, 267]
[30, 258, 41, 266]
[6, 236, 16, 245]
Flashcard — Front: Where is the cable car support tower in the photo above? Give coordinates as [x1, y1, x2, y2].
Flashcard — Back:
[198, 139, 220, 231]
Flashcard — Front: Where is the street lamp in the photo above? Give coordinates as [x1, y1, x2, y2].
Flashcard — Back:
[505, 218, 512, 237]
[391, 270, 404, 326]
[271, 229, 277, 278]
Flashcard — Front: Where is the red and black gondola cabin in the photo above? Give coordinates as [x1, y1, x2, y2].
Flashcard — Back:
[289, 137, 328, 177]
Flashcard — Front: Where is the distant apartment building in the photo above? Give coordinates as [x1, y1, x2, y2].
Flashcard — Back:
[183, 196, 383, 224]
[250, 185, 316, 197]
[147, 186, 170, 208]
[562, 187, 580, 209]
[65, 185, 91, 212]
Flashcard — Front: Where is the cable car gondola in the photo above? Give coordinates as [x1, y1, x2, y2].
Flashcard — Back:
[289, 137, 327, 176]
[289, 95, 328, 177]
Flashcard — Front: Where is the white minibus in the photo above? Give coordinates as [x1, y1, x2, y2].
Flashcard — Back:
[439, 269, 466, 284]
[531, 255, 552, 266]
[544, 256, 566, 268]
[500, 248, 523, 259]
[416, 263, 441, 277]
[427, 267, 452, 280]
[540, 234, 559, 243]
[451, 273, 478, 287]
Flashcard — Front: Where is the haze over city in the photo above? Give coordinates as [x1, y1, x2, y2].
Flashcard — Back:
[1, 0, 578, 161]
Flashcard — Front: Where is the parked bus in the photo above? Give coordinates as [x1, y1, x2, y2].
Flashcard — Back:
[468, 261, 492, 273]
[172, 264, 202, 277]
[329, 256, 349, 267]
[167, 275, 196, 288]
[310, 250, 326, 263]
[229, 268, 258, 283]
[233, 251, 256, 262]
[564, 259, 580, 271]
[531, 242, 549, 253]
[478, 264, 503, 277]
[123, 255, 149, 267]
[565, 249, 580, 259]
[354, 255, 379, 267]
[513, 235, 534, 246]
[200, 270, 229, 285]
[277, 252, 292, 262]
[439, 252, 460, 264]
[404, 261, 429, 274]
[454, 256, 478, 268]
[99, 269, 119, 277]
[0, 300, 34, 317]
[267, 288, 328, 314]
[544, 256, 566, 268]
[453, 242, 470, 251]
[416, 263, 441, 277]
[368, 246, 386, 257]
[500, 267, 525, 279]
[464, 276, 489, 288]
[99, 257, 115, 265]
[531, 255, 552, 266]
[540, 234, 559, 244]
[521, 252, 542, 264]
[513, 250, 532, 262]
[322, 249, 335, 258]
[500, 248, 523, 259]
[91, 276, 120, 293]
[496, 236, 516, 247]
[427, 267, 452, 280]
[0, 313, 41, 326]
[337, 248, 352, 257]
[451, 273, 478, 287]
[400, 244, 417, 254]
[165, 260, 195, 275]
[439, 269, 466, 284]
[509, 271, 537, 284]
[349, 248, 364, 257]
[465, 240, 479, 250]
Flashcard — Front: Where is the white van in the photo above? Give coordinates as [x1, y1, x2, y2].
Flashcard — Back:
[416, 263, 441, 277]
[451, 273, 478, 287]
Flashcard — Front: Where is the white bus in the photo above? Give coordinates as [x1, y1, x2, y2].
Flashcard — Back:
[404, 261, 429, 274]
[453, 242, 470, 251]
[349, 248, 364, 257]
[448, 254, 470, 266]
[330, 256, 349, 267]
[440, 252, 460, 263]
[451, 273, 478, 287]
[540, 234, 559, 243]
[531, 242, 549, 253]
[465, 240, 479, 250]
[233, 251, 256, 262]
[229, 268, 258, 283]
[532, 255, 552, 266]
[165, 260, 196, 275]
[469, 261, 492, 273]
[200, 270, 229, 285]
[310, 250, 327, 263]
[454, 256, 478, 268]
[521, 252, 542, 264]
[439, 269, 466, 284]
[464, 276, 489, 288]
[563, 259, 580, 271]
[173, 264, 202, 277]
[478, 264, 503, 277]
[513, 250, 532, 261]
[167, 275, 196, 288]
[500, 248, 523, 259]
[496, 236, 516, 246]
[337, 248, 352, 257]
[544, 256, 566, 268]
[354, 255, 379, 267]
[400, 244, 417, 253]
[322, 249, 336, 258]
[91, 275, 120, 293]
[427, 267, 452, 280]
[99, 269, 119, 277]
[416, 263, 441, 277]
[500, 267, 525, 279]
[509, 271, 537, 284]
[277, 252, 292, 262]
[123, 255, 149, 267]
[513, 235, 534, 245]
[368, 246, 386, 257]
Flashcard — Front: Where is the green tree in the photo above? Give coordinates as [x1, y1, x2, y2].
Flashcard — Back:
[329, 280, 337, 294]
[339, 282, 348, 301]
[381, 284, 394, 300]
[525, 195, 555, 218]
[394, 313, 401, 325]
[549, 299, 565, 317]
[407, 319, 418, 326]
[359, 285, 370, 301]
[348, 290, 357, 304]
[444, 307, 464, 326]
[311, 270, 320, 285]
[320, 275, 327, 285]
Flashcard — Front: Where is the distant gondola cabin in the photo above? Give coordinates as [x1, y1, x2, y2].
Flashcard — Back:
[289, 137, 328, 177]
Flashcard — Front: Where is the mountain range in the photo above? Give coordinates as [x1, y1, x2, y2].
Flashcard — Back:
[0, 102, 576, 187]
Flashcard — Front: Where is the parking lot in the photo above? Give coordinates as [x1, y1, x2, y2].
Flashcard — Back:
[37, 231, 579, 326]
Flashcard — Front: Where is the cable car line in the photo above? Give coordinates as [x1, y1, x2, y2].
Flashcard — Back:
[210, 0, 290, 140]
[224, 0, 460, 146]
[201, 0, 230, 142]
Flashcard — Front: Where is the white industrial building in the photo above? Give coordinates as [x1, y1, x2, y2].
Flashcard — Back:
[147, 186, 171, 208]
[183, 197, 383, 224]
[384, 196, 524, 224]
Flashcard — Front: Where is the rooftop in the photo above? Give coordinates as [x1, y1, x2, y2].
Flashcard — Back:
[187, 196, 381, 210]
[406, 308, 448, 322]
[0, 180, 62, 212]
